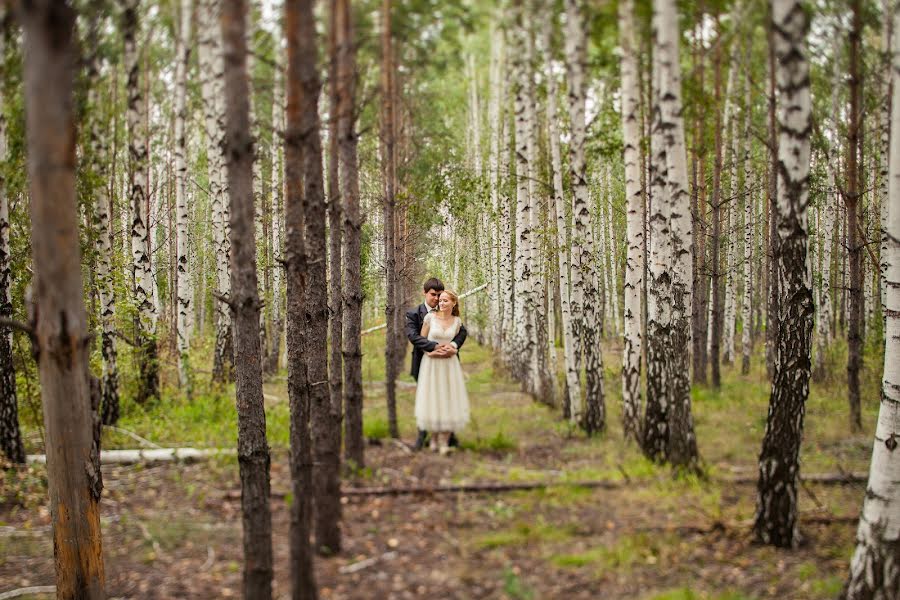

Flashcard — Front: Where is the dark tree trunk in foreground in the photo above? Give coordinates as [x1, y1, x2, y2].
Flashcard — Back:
[220, 1, 274, 596]
[285, 0, 317, 596]
[382, 0, 400, 440]
[0, 8, 24, 463]
[337, 0, 364, 470]
[846, 0, 864, 432]
[20, 1, 105, 594]
[293, 0, 342, 557]
[754, 0, 814, 549]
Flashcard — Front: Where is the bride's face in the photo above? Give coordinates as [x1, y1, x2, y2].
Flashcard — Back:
[438, 293, 455, 313]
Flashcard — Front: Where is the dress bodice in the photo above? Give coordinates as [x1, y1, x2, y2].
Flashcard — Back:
[426, 314, 460, 343]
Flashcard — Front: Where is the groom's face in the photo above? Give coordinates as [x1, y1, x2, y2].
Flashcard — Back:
[424, 288, 441, 309]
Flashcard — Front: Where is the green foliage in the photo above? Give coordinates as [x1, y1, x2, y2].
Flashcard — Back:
[501, 566, 535, 600]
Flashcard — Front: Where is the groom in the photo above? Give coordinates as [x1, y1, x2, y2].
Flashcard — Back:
[406, 277, 467, 451]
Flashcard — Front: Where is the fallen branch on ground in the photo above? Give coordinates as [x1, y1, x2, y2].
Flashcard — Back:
[0, 586, 56, 600]
[27, 447, 236, 465]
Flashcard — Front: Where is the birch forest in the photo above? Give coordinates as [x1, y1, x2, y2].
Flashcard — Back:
[2, 0, 899, 597]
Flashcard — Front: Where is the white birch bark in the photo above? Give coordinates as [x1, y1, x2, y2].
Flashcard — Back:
[644, 0, 697, 467]
[754, 0, 813, 547]
[200, 0, 232, 382]
[741, 67, 753, 375]
[596, 173, 614, 335]
[620, 0, 643, 442]
[271, 63, 284, 371]
[499, 53, 514, 360]
[175, 0, 193, 388]
[124, 0, 159, 403]
[605, 163, 621, 336]
[566, 0, 604, 432]
[542, 10, 581, 419]
[487, 23, 502, 350]
[842, 3, 900, 591]
[723, 64, 740, 365]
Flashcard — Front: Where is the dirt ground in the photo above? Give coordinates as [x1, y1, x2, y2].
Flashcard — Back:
[1, 338, 874, 599]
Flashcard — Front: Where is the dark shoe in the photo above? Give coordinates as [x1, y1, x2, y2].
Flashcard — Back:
[414, 429, 429, 451]
[448, 432, 459, 448]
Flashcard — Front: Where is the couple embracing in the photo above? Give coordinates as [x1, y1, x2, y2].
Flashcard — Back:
[405, 278, 470, 455]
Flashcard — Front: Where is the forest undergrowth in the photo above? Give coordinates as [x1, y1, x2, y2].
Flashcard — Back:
[1, 331, 881, 599]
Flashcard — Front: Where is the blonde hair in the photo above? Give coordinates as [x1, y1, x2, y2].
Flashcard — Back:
[441, 290, 461, 317]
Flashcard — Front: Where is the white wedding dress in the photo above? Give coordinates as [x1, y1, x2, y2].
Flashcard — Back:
[414, 313, 470, 432]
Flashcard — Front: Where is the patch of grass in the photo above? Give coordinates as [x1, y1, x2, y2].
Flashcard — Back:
[551, 532, 674, 573]
[363, 416, 391, 440]
[461, 430, 517, 453]
[501, 566, 535, 600]
[809, 575, 844, 597]
[643, 589, 757, 600]
[474, 519, 576, 550]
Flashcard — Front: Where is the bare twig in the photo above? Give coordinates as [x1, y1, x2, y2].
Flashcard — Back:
[0, 586, 57, 600]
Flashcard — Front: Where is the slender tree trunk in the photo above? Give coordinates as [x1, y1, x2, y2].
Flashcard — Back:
[645, 0, 699, 469]
[543, 14, 580, 422]
[123, 0, 159, 404]
[220, 2, 274, 596]
[846, 0, 864, 432]
[337, 0, 364, 470]
[0, 15, 24, 463]
[175, 0, 194, 393]
[565, 0, 605, 433]
[740, 86, 753, 375]
[285, 0, 317, 596]
[765, 9, 779, 381]
[326, 0, 343, 471]
[710, 33, 724, 389]
[754, 0, 814, 548]
[841, 6, 900, 592]
[268, 62, 284, 374]
[201, 0, 234, 385]
[691, 12, 708, 386]
[620, 0, 644, 442]
[382, 0, 400, 440]
[21, 1, 105, 594]
[290, 0, 343, 557]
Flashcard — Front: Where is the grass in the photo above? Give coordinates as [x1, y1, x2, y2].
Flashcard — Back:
[550, 533, 679, 573]
[474, 519, 577, 550]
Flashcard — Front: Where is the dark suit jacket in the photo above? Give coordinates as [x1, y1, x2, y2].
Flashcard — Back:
[405, 303, 468, 380]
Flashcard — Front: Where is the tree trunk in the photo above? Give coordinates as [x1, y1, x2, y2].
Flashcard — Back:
[620, 0, 644, 443]
[740, 61, 753, 375]
[175, 0, 194, 393]
[0, 15, 24, 463]
[841, 6, 900, 592]
[846, 0, 864, 432]
[644, 0, 699, 470]
[285, 0, 317, 596]
[268, 62, 284, 374]
[382, 0, 400, 440]
[220, 1, 274, 595]
[336, 0, 364, 471]
[690, 8, 709, 386]
[326, 0, 343, 469]
[753, 0, 814, 548]
[709, 31, 723, 389]
[765, 9, 779, 381]
[543, 13, 581, 423]
[565, 0, 605, 433]
[20, 0, 105, 594]
[289, 0, 343, 557]
[123, 0, 159, 404]
[201, 0, 234, 385]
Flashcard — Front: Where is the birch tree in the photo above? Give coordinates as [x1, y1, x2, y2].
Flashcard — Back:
[21, 0, 105, 593]
[566, 0, 605, 433]
[201, 0, 233, 384]
[542, 12, 581, 419]
[619, 0, 644, 443]
[644, 0, 698, 469]
[841, 2, 900, 592]
[754, 0, 814, 548]
[123, 0, 159, 403]
[175, 0, 194, 390]
[0, 10, 23, 464]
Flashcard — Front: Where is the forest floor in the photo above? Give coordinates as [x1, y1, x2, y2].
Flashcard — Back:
[0, 331, 883, 599]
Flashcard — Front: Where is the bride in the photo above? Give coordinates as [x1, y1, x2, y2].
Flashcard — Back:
[414, 290, 470, 455]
